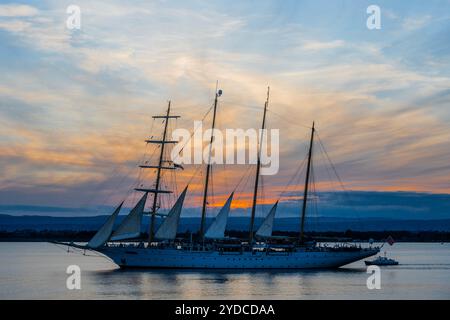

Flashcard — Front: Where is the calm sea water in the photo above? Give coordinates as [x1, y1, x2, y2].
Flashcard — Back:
[0, 242, 449, 299]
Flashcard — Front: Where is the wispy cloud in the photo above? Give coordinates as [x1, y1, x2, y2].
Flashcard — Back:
[0, 0, 450, 209]
[0, 4, 39, 17]
[402, 15, 432, 31]
[301, 40, 345, 51]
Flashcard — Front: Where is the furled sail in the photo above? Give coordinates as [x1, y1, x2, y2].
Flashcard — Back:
[255, 201, 278, 238]
[110, 193, 147, 241]
[87, 201, 124, 248]
[204, 192, 234, 239]
[154, 186, 188, 240]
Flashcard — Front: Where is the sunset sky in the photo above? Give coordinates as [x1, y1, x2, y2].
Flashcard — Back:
[1, 1, 450, 218]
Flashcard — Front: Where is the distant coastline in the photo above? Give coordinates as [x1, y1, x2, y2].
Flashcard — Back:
[1, 230, 449, 243]
[2, 214, 450, 231]
[1, 214, 449, 242]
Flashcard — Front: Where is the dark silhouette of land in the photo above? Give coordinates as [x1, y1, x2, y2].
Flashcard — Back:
[1, 214, 449, 242]
[1, 229, 449, 242]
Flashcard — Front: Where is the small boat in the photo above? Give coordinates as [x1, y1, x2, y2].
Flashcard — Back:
[365, 252, 398, 266]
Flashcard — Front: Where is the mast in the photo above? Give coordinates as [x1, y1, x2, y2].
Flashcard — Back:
[249, 87, 270, 244]
[135, 101, 180, 244]
[199, 86, 221, 240]
[300, 121, 315, 243]
[149, 101, 171, 242]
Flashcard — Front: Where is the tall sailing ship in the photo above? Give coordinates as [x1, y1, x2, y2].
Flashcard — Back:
[59, 88, 380, 269]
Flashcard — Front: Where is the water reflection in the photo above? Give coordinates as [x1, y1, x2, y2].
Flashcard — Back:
[89, 267, 370, 299]
[1, 243, 449, 299]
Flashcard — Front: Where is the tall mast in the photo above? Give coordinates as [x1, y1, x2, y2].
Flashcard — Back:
[199, 86, 221, 240]
[249, 87, 270, 244]
[300, 121, 315, 243]
[135, 101, 180, 245]
[149, 101, 171, 242]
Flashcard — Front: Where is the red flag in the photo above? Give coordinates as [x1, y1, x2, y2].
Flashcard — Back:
[386, 235, 395, 246]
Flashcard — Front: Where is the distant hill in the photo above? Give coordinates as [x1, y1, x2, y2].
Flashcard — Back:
[1, 214, 449, 232]
[2, 192, 450, 221]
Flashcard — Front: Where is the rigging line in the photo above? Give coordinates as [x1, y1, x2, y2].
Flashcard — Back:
[233, 165, 254, 193]
[241, 167, 254, 192]
[171, 165, 179, 200]
[172, 106, 214, 185]
[86, 116, 161, 211]
[78, 145, 145, 210]
[278, 154, 308, 200]
[259, 174, 265, 217]
[233, 165, 254, 208]
[171, 103, 215, 164]
[149, 117, 155, 138]
[276, 130, 311, 200]
[128, 135, 160, 196]
[170, 118, 179, 199]
[215, 100, 265, 112]
[221, 162, 229, 193]
[215, 108, 229, 195]
[174, 172, 179, 201]
[211, 165, 215, 208]
[267, 109, 312, 130]
[317, 140, 338, 192]
[160, 181, 167, 210]
[85, 148, 148, 213]
[311, 137, 328, 193]
[186, 164, 204, 185]
[161, 140, 175, 203]
[316, 132, 348, 193]
[316, 132, 364, 230]
[310, 160, 319, 232]
[60, 113, 156, 208]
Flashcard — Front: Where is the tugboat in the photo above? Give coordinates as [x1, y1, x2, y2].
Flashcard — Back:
[365, 252, 399, 266]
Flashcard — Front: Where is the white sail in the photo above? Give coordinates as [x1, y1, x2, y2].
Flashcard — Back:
[87, 201, 123, 248]
[155, 186, 188, 240]
[255, 201, 278, 238]
[110, 193, 147, 241]
[204, 192, 234, 239]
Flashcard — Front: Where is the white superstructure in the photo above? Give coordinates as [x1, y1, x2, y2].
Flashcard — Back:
[99, 245, 379, 269]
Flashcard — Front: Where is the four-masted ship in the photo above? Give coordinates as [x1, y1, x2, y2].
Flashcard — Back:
[60, 88, 379, 269]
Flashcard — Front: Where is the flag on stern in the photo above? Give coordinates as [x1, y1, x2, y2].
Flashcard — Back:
[386, 235, 395, 246]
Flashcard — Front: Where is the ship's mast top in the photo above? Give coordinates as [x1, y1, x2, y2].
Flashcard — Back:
[249, 87, 270, 244]
[199, 85, 222, 241]
[299, 121, 315, 243]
